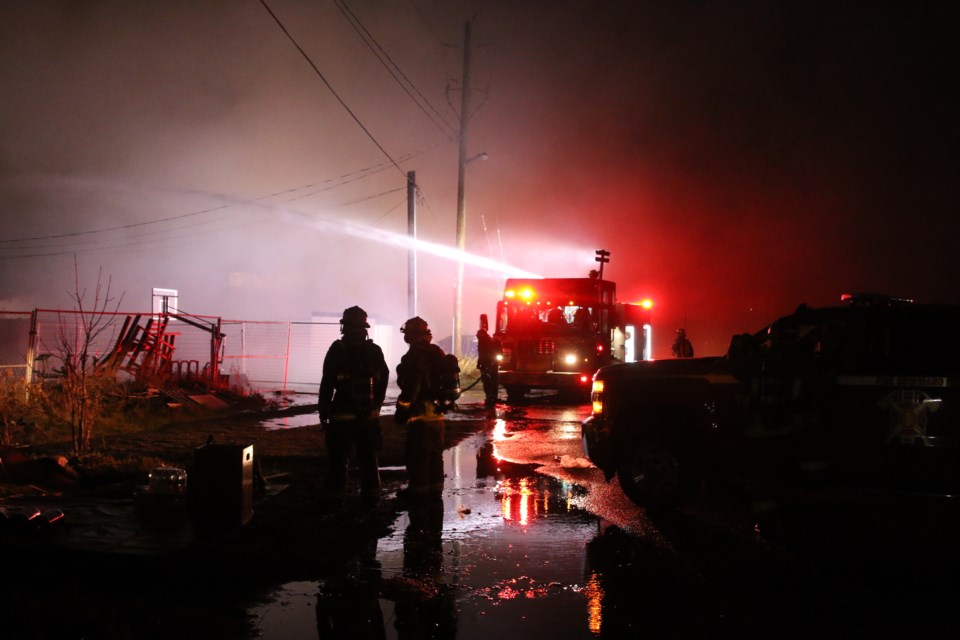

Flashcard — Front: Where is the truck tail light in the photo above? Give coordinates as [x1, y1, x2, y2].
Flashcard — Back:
[591, 380, 604, 414]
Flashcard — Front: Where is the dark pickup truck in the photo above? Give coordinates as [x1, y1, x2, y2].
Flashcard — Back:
[581, 295, 960, 510]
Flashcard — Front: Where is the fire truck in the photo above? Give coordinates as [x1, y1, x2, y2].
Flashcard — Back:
[490, 260, 653, 403]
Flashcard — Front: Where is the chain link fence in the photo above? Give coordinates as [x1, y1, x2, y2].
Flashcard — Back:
[0, 309, 404, 395]
[0, 311, 32, 380]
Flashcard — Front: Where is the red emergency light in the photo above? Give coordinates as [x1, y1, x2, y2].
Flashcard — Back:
[504, 287, 536, 301]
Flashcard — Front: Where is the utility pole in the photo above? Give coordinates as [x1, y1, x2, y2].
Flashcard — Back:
[595, 249, 610, 280]
[453, 21, 473, 359]
[407, 170, 417, 319]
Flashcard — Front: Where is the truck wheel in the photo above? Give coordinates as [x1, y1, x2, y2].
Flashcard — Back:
[617, 439, 695, 511]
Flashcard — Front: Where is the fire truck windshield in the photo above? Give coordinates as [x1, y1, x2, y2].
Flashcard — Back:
[497, 278, 613, 337]
[501, 303, 598, 335]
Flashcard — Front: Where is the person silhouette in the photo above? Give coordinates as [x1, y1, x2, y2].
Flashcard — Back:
[671, 328, 694, 358]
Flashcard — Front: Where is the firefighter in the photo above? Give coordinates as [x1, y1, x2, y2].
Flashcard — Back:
[395, 316, 457, 500]
[547, 306, 565, 326]
[318, 306, 389, 508]
[572, 306, 593, 333]
[476, 321, 502, 406]
[672, 328, 695, 358]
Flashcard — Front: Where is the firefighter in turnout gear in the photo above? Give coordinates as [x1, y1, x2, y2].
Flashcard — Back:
[318, 306, 389, 507]
[395, 316, 460, 501]
[476, 314, 501, 406]
[671, 328, 695, 358]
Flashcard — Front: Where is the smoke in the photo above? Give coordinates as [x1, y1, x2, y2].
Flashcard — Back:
[2, 1, 957, 360]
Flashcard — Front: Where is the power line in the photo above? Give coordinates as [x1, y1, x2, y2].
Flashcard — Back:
[0, 184, 411, 261]
[1, 0, 456, 257]
[259, 0, 406, 178]
[371, 197, 407, 223]
[0, 200, 240, 244]
[332, 0, 457, 139]
[0, 147, 438, 246]
[0, 216, 268, 261]
[283, 142, 448, 203]
[335, 186, 405, 208]
[0, 208, 254, 252]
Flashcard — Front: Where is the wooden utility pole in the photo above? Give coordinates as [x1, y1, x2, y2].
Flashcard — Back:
[407, 170, 418, 319]
[453, 21, 473, 359]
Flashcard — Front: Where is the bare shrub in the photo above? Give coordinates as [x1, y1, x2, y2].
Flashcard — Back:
[0, 370, 49, 445]
[53, 261, 125, 454]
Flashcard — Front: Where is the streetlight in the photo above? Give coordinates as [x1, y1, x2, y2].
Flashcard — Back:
[453, 150, 488, 358]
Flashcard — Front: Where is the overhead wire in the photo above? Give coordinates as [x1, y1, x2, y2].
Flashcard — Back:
[0, 145, 437, 247]
[336, 186, 405, 208]
[371, 197, 407, 223]
[481, 212, 507, 293]
[0, 209, 254, 253]
[0, 200, 243, 245]
[0, 216, 269, 261]
[0, 182, 407, 261]
[258, 0, 406, 178]
[283, 141, 448, 203]
[0, 182, 409, 260]
[2, 2, 455, 259]
[332, 0, 457, 140]
[260, 0, 455, 227]
[0, 182, 406, 261]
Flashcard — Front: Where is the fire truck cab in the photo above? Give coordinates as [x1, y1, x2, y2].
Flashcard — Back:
[492, 276, 652, 402]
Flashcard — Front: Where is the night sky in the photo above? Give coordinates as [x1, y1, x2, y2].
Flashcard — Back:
[1, 0, 957, 358]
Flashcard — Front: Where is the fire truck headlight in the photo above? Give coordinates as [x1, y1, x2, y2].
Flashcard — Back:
[564, 353, 578, 366]
[495, 354, 503, 362]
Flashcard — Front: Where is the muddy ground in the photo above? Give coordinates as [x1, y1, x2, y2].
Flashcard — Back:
[0, 400, 488, 639]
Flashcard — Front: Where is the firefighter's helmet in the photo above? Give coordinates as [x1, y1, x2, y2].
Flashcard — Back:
[340, 305, 370, 329]
[401, 316, 431, 338]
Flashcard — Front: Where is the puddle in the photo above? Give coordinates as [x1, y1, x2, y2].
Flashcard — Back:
[258, 393, 403, 430]
[250, 432, 605, 639]
[251, 581, 322, 638]
[245, 401, 960, 638]
[260, 413, 321, 431]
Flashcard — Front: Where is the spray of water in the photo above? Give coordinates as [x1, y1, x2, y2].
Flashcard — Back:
[278, 208, 543, 279]
[0, 175, 542, 279]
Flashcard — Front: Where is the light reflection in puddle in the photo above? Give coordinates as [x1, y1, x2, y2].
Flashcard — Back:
[257, 393, 397, 431]
[259, 413, 319, 431]
[250, 432, 605, 639]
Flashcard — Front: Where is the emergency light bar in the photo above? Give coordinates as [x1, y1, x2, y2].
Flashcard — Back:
[504, 287, 536, 300]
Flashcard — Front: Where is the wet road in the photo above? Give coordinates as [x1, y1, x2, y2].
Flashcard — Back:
[250, 396, 960, 639]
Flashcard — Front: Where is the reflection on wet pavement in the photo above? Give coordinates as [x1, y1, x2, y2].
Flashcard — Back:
[251, 425, 608, 639]
[260, 412, 320, 430]
[249, 397, 960, 639]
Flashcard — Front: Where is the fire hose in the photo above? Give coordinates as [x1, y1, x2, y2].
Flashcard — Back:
[461, 375, 483, 392]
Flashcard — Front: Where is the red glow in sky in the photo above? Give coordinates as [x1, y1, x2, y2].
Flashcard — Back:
[1, 1, 956, 360]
